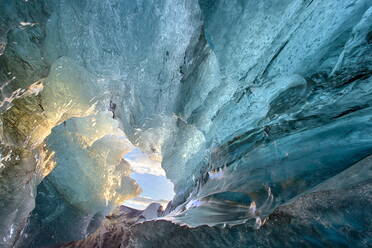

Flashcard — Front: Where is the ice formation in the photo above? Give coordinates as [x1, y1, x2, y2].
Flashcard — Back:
[0, 0, 371, 247]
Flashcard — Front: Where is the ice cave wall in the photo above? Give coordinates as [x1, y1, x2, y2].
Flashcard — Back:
[0, 0, 202, 246]
[0, 0, 371, 247]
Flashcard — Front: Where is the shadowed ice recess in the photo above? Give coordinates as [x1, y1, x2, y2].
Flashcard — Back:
[0, 0, 371, 247]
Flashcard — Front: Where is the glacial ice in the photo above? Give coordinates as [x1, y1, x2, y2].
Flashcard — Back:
[0, 0, 371, 247]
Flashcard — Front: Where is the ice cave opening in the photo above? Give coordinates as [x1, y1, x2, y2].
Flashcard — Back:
[16, 112, 175, 248]
[1, 0, 372, 247]
[124, 149, 175, 210]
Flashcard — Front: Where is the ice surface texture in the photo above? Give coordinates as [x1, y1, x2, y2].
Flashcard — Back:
[0, 0, 371, 247]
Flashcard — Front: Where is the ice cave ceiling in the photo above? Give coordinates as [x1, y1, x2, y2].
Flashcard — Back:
[0, 0, 371, 247]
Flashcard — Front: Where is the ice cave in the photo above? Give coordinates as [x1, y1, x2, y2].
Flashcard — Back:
[0, 0, 371, 247]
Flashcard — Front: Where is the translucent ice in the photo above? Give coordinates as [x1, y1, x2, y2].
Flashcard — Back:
[0, 0, 371, 247]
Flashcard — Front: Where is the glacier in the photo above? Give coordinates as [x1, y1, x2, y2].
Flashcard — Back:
[0, 0, 371, 247]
